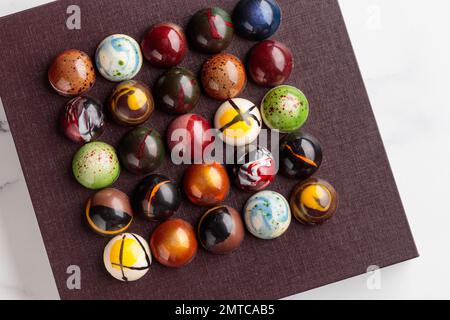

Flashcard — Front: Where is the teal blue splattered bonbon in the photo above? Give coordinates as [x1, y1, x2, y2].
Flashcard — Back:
[244, 190, 291, 240]
[95, 34, 143, 82]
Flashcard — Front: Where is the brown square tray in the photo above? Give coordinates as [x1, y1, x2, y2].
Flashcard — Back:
[0, 0, 418, 299]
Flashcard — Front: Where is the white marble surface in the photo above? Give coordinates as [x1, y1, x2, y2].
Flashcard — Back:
[0, 0, 449, 300]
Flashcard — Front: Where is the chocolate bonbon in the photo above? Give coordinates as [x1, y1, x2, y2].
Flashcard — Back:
[141, 23, 187, 68]
[104, 233, 151, 281]
[233, 0, 282, 41]
[166, 113, 214, 162]
[183, 162, 230, 206]
[279, 132, 322, 180]
[154, 67, 200, 114]
[85, 188, 133, 236]
[109, 80, 154, 126]
[290, 178, 338, 225]
[244, 190, 291, 240]
[201, 53, 246, 100]
[214, 98, 261, 147]
[118, 127, 165, 175]
[132, 174, 181, 221]
[48, 49, 96, 96]
[248, 40, 293, 87]
[233, 147, 277, 191]
[72, 141, 120, 190]
[261, 85, 309, 133]
[198, 206, 245, 254]
[187, 7, 234, 53]
[61, 96, 104, 144]
[96, 34, 143, 82]
[150, 219, 198, 268]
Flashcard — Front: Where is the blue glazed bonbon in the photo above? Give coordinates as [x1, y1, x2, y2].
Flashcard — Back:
[232, 0, 282, 41]
[244, 190, 291, 239]
[96, 34, 143, 82]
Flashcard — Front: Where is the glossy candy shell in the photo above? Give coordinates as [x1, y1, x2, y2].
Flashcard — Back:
[214, 98, 262, 147]
[132, 174, 181, 221]
[197, 206, 245, 254]
[279, 132, 322, 180]
[104, 233, 151, 281]
[261, 85, 309, 133]
[187, 7, 234, 53]
[109, 80, 154, 126]
[183, 163, 230, 206]
[248, 40, 293, 87]
[233, 147, 277, 191]
[154, 67, 200, 114]
[166, 113, 214, 162]
[118, 127, 165, 175]
[95, 34, 143, 82]
[201, 53, 246, 100]
[244, 190, 291, 239]
[141, 23, 187, 68]
[48, 49, 96, 97]
[85, 188, 133, 236]
[232, 0, 282, 41]
[290, 178, 338, 225]
[61, 96, 105, 144]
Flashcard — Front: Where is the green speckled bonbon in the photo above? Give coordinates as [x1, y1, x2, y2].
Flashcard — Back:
[261, 85, 309, 133]
[72, 141, 120, 189]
